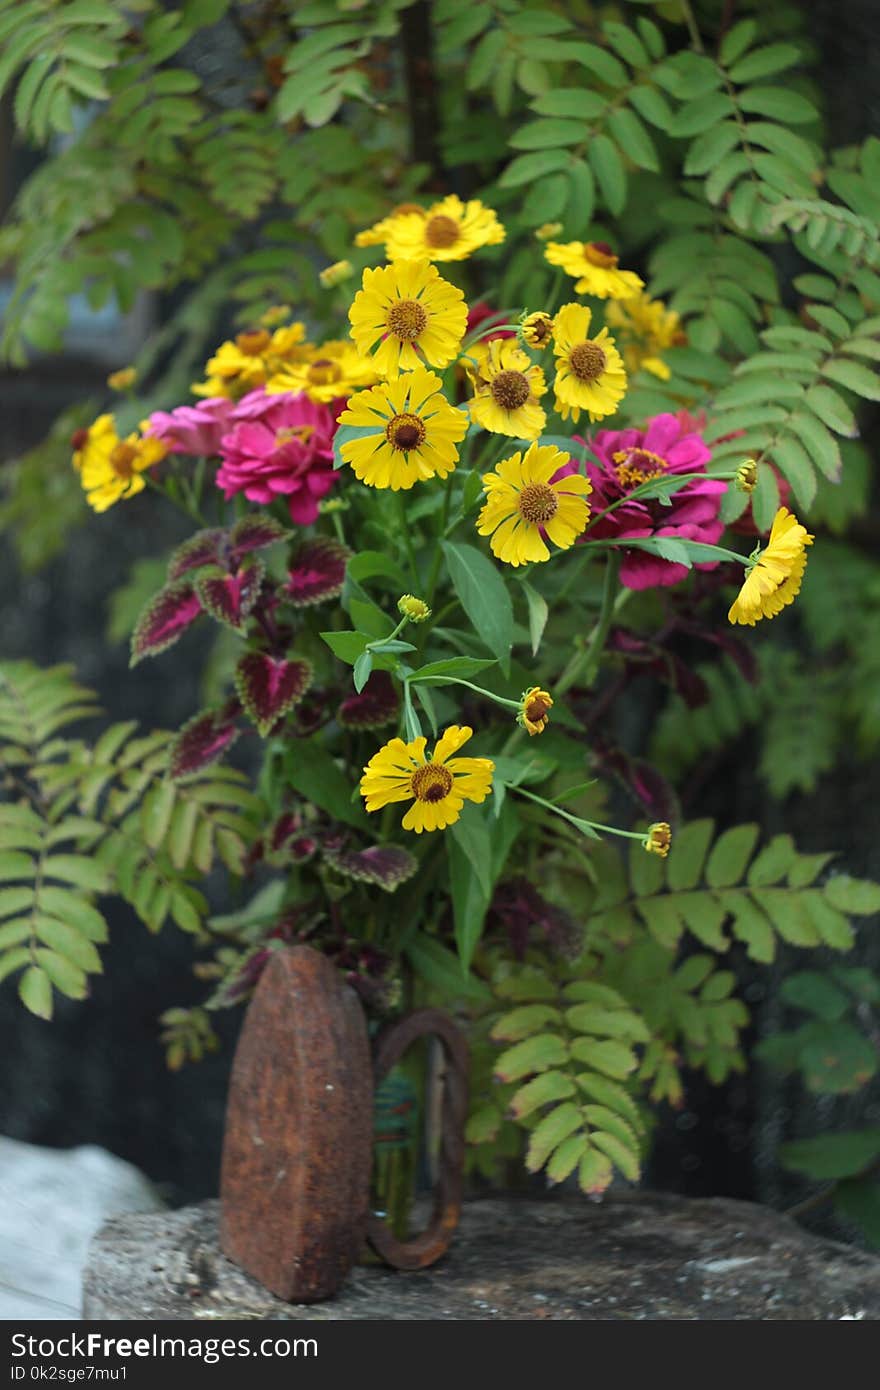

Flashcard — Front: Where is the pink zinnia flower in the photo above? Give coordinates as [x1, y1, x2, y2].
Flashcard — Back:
[216, 390, 337, 524]
[577, 413, 726, 590]
[146, 398, 236, 456]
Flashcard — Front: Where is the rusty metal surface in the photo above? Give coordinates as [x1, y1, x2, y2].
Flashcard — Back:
[219, 944, 373, 1303]
[366, 1008, 469, 1271]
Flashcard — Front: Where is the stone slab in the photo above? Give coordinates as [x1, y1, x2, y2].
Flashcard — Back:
[83, 1193, 880, 1321]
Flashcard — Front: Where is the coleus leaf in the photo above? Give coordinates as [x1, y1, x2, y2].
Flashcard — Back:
[235, 652, 312, 736]
[337, 670, 399, 729]
[323, 843, 418, 892]
[196, 557, 265, 632]
[169, 702, 241, 780]
[229, 515, 288, 565]
[130, 581, 202, 666]
[167, 529, 224, 581]
[285, 537, 351, 607]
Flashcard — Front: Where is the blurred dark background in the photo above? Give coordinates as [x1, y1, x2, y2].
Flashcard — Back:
[0, 0, 878, 1228]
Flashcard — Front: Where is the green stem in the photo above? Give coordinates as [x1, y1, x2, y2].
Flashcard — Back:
[508, 783, 648, 843]
[407, 674, 520, 711]
[395, 492, 420, 588]
[556, 551, 620, 696]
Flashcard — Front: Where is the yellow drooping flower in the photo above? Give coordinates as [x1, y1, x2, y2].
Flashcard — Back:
[384, 195, 505, 263]
[544, 241, 644, 300]
[736, 460, 759, 493]
[728, 508, 814, 626]
[267, 339, 380, 404]
[552, 303, 628, 424]
[644, 823, 672, 857]
[477, 441, 592, 567]
[518, 687, 553, 736]
[74, 415, 167, 513]
[319, 260, 354, 288]
[605, 292, 685, 382]
[360, 726, 494, 833]
[398, 594, 431, 622]
[192, 323, 310, 398]
[259, 304, 292, 327]
[464, 338, 547, 440]
[534, 222, 563, 242]
[338, 367, 468, 490]
[349, 259, 467, 378]
[355, 203, 426, 248]
[107, 367, 137, 391]
[520, 311, 555, 350]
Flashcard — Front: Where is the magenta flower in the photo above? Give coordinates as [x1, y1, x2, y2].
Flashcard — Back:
[577, 413, 726, 590]
[146, 398, 236, 456]
[216, 390, 337, 524]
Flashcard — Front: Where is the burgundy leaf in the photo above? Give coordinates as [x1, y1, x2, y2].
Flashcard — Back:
[490, 877, 581, 961]
[285, 537, 350, 607]
[235, 651, 312, 736]
[169, 704, 241, 780]
[167, 529, 224, 581]
[196, 557, 265, 631]
[229, 515, 288, 565]
[324, 843, 418, 893]
[338, 670, 399, 729]
[130, 581, 202, 666]
[593, 737, 680, 824]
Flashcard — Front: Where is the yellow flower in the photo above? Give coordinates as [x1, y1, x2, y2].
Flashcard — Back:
[728, 507, 814, 626]
[736, 460, 758, 493]
[605, 292, 684, 382]
[518, 687, 553, 736]
[349, 259, 468, 378]
[644, 823, 672, 857]
[259, 304, 292, 327]
[74, 415, 167, 513]
[544, 241, 644, 300]
[192, 324, 310, 398]
[107, 367, 137, 391]
[360, 726, 494, 833]
[534, 222, 563, 242]
[384, 195, 505, 263]
[267, 339, 380, 404]
[355, 203, 426, 248]
[520, 311, 555, 350]
[465, 338, 547, 440]
[398, 595, 431, 622]
[552, 302, 627, 424]
[477, 441, 592, 567]
[338, 367, 467, 490]
[319, 259, 354, 288]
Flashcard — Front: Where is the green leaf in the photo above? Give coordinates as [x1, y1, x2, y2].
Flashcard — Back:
[34, 948, 87, 1000]
[448, 833, 490, 975]
[781, 971, 850, 1021]
[801, 1022, 877, 1094]
[669, 91, 734, 137]
[42, 854, 109, 892]
[824, 875, 880, 915]
[805, 384, 858, 437]
[780, 1129, 880, 1180]
[409, 657, 497, 682]
[491, 1004, 562, 1042]
[578, 1147, 613, 1194]
[590, 1129, 640, 1182]
[510, 118, 585, 150]
[509, 1069, 576, 1121]
[704, 825, 760, 888]
[0, 852, 34, 882]
[607, 107, 658, 171]
[449, 802, 493, 900]
[39, 887, 107, 942]
[405, 934, 492, 1004]
[546, 1133, 589, 1184]
[494, 1032, 569, 1083]
[526, 1101, 584, 1171]
[728, 43, 801, 82]
[284, 740, 367, 829]
[834, 1177, 880, 1249]
[441, 541, 513, 674]
[499, 149, 572, 188]
[719, 891, 775, 963]
[666, 819, 714, 891]
[34, 915, 102, 973]
[588, 134, 626, 215]
[566, 1004, 649, 1042]
[521, 581, 549, 656]
[569, 1037, 637, 1079]
[822, 358, 880, 401]
[738, 86, 818, 123]
[18, 964, 52, 1019]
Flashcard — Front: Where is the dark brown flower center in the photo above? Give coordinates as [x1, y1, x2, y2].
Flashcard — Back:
[584, 241, 618, 268]
[387, 298, 428, 340]
[411, 762, 453, 803]
[236, 329, 271, 355]
[525, 694, 552, 723]
[527, 317, 553, 345]
[518, 482, 558, 525]
[109, 441, 138, 479]
[569, 341, 607, 382]
[612, 447, 667, 490]
[308, 358, 343, 385]
[490, 370, 531, 411]
[70, 428, 89, 451]
[425, 214, 460, 249]
[386, 412, 426, 452]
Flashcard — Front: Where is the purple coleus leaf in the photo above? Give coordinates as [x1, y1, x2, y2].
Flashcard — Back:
[338, 670, 399, 729]
[167, 529, 225, 582]
[229, 515, 288, 566]
[285, 537, 350, 607]
[130, 580, 202, 666]
[593, 736, 680, 825]
[196, 557, 265, 632]
[169, 702, 241, 780]
[235, 651, 313, 736]
[324, 843, 418, 893]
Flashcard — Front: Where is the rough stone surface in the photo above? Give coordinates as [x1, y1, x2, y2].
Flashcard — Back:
[0, 1137, 164, 1320]
[83, 1193, 880, 1321]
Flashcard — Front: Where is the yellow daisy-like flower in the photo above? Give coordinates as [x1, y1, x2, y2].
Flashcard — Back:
[477, 442, 592, 567]
[552, 303, 628, 424]
[518, 687, 553, 736]
[192, 323, 310, 398]
[74, 414, 167, 513]
[644, 823, 672, 857]
[267, 339, 380, 404]
[360, 726, 494, 833]
[728, 508, 814, 626]
[520, 311, 555, 350]
[259, 304, 292, 327]
[349, 259, 468, 378]
[605, 292, 685, 382]
[384, 195, 505, 263]
[338, 367, 467, 490]
[355, 203, 426, 248]
[545, 240, 644, 301]
[107, 367, 137, 391]
[319, 259, 354, 288]
[465, 338, 547, 440]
